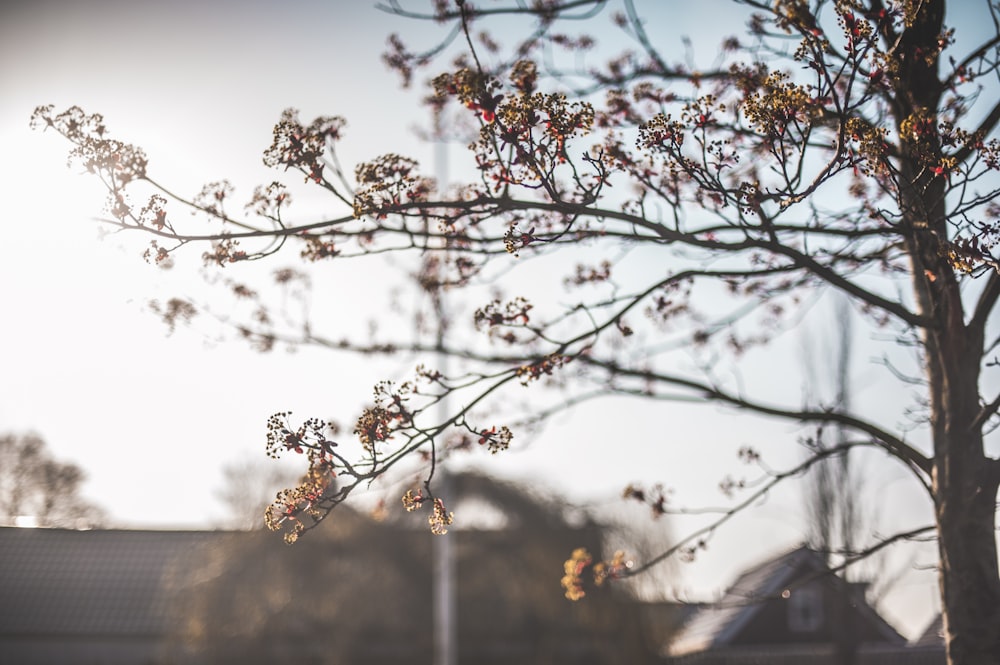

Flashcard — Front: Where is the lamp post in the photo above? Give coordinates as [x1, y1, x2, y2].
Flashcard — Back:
[431, 122, 457, 665]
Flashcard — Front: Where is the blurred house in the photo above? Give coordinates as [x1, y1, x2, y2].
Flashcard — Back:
[0, 528, 217, 665]
[4, 474, 946, 665]
[0, 474, 665, 665]
[662, 546, 945, 665]
[910, 613, 947, 659]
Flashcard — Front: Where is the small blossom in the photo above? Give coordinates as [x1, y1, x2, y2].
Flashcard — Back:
[402, 489, 425, 512]
[429, 498, 454, 535]
[561, 548, 592, 601]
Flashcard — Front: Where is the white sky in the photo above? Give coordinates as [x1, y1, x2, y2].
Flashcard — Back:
[5, 0, 985, 637]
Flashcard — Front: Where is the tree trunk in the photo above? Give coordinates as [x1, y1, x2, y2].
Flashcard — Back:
[893, 2, 1000, 663]
[935, 454, 1000, 665]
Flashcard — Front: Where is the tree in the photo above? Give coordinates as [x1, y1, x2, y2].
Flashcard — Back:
[32, 0, 1000, 662]
[0, 432, 106, 528]
[800, 297, 881, 665]
[214, 457, 302, 530]
[166, 474, 657, 665]
[803, 297, 862, 561]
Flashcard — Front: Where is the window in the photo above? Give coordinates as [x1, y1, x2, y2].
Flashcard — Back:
[787, 584, 824, 633]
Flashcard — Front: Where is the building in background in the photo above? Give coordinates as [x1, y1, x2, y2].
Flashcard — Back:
[0, 474, 664, 665]
[663, 546, 944, 665]
[0, 477, 948, 665]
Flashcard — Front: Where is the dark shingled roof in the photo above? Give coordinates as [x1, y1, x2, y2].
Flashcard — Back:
[0, 526, 221, 638]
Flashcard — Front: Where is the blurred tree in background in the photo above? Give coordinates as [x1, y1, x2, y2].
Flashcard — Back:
[214, 457, 301, 530]
[166, 474, 658, 665]
[0, 432, 106, 528]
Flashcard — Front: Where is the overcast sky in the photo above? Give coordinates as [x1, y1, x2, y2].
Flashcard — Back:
[3, 0, 979, 636]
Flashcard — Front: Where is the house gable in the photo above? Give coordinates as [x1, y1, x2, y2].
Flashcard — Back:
[666, 546, 906, 659]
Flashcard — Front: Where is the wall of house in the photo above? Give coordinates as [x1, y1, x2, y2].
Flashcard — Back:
[0, 638, 169, 665]
[727, 577, 898, 649]
[727, 584, 832, 647]
[668, 646, 945, 665]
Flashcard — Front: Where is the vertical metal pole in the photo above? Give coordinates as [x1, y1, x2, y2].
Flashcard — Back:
[434, 470, 456, 665]
[431, 136, 457, 665]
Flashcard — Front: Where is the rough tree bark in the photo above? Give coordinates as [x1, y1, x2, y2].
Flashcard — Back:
[892, 2, 1000, 662]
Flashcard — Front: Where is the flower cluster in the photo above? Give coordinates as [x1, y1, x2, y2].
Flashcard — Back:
[263, 108, 345, 184]
[473, 297, 532, 330]
[477, 425, 513, 454]
[264, 467, 332, 544]
[637, 113, 685, 152]
[202, 236, 247, 267]
[516, 354, 570, 385]
[142, 240, 171, 266]
[265, 412, 337, 459]
[565, 261, 612, 287]
[434, 63, 594, 190]
[31, 104, 107, 140]
[719, 474, 748, 498]
[105, 190, 132, 221]
[900, 107, 938, 151]
[647, 280, 694, 327]
[246, 181, 292, 220]
[509, 59, 538, 94]
[899, 114, 999, 178]
[592, 550, 631, 587]
[354, 381, 413, 451]
[503, 224, 540, 256]
[468, 92, 594, 191]
[148, 298, 197, 334]
[600, 90, 639, 130]
[429, 497, 454, 535]
[138, 195, 170, 231]
[844, 117, 889, 175]
[772, 0, 819, 35]
[273, 267, 309, 285]
[415, 364, 444, 384]
[299, 235, 341, 261]
[401, 490, 453, 534]
[31, 105, 148, 187]
[623, 482, 671, 518]
[91, 137, 148, 185]
[432, 67, 502, 122]
[940, 122, 1000, 167]
[840, 10, 874, 52]
[562, 548, 631, 599]
[495, 92, 595, 161]
[681, 95, 723, 130]
[401, 488, 426, 512]
[561, 548, 593, 601]
[263, 413, 343, 543]
[943, 233, 999, 274]
[353, 153, 432, 218]
[741, 71, 818, 139]
[193, 180, 235, 219]
[383, 32, 421, 87]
